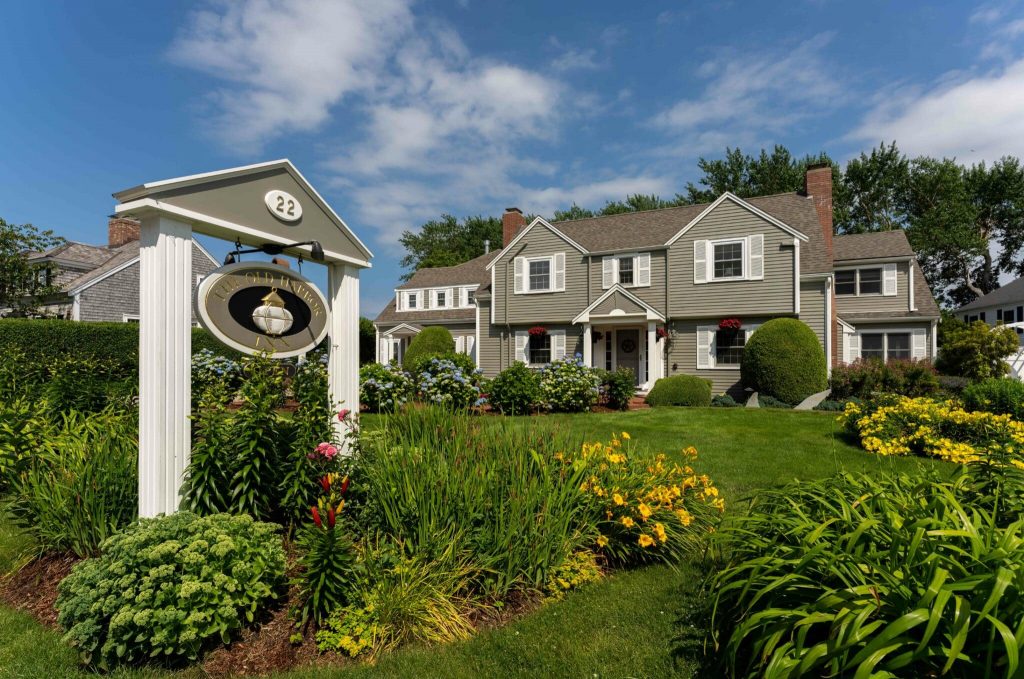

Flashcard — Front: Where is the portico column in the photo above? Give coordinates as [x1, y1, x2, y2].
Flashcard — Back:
[646, 320, 661, 389]
[138, 214, 192, 518]
[328, 263, 360, 448]
[582, 324, 592, 367]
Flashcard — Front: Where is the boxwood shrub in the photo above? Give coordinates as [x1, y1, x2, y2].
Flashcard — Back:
[741, 318, 826, 404]
[57, 512, 286, 668]
[402, 326, 455, 371]
[645, 375, 712, 407]
[962, 377, 1024, 419]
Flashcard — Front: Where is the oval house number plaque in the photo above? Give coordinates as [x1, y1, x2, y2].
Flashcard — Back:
[265, 189, 303, 223]
[196, 262, 329, 358]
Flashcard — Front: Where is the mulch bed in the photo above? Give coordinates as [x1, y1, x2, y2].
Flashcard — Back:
[0, 552, 80, 628]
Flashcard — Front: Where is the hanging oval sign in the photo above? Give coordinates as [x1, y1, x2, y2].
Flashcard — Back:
[264, 189, 303, 223]
[195, 262, 329, 358]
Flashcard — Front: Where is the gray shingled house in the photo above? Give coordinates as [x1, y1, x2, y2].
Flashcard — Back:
[374, 166, 941, 396]
[20, 217, 218, 323]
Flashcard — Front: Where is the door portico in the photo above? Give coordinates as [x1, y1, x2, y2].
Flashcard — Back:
[574, 285, 665, 391]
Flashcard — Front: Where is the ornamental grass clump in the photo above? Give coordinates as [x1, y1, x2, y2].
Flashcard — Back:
[841, 395, 1024, 463]
[56, 512, 286, 669]
[708, 462, 1024, 678]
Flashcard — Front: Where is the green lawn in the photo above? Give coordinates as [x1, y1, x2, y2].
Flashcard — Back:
[0, 408, 944, 679]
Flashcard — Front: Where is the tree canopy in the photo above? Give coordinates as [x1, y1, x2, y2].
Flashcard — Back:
[0, 217, 64, 316]
[398, 214, 502, 281]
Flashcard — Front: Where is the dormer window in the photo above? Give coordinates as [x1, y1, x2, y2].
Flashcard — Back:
[407, 292, 418, 309]
[467, 289, 475, 305]
[436, 290, 447, 307]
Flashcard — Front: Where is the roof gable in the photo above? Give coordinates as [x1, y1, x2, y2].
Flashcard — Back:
[957, 275, 1024, 312]
[573, 285, 665, 323]
[113, 160, 372, 267]
[486, 217, 587, 270]
[665, 192, 809, 246]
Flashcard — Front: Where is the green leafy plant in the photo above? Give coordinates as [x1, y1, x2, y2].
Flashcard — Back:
[708, 466, 1024, 678]
[402, 326, 455, 371]
[711, 394, 739, 408]
[962, 377, 1024, 419]
[757, 395, 792, 409]
[829, 358, 940, 400]
[415, 357, 484, 409]
[0, 397, 55, 491]
[228, 354, 286, 519]
[295, 512, 356, 627]
[360, 362, 413, 413]
[281, 352, 335, 528]
[56, 512, 285, 668]
[407, 349, 475, 377]
[544, 550, 602, 600]
[487, 361, 541, 415]
[184, 377, 234, 516]
[741, 318, 827, 404]
[645, 375, 712, 407]
[6, 408, 137, 557]
[937, 319, 1019, 381]
[538, 355, 601, 413]
[598, 367, 636, 411]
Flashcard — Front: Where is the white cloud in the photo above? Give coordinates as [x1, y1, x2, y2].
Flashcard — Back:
[849, 59, 1024, 163]
[551, 47, 599, 72]
[168, 0, 414, 151]
[521, 176, 675, 218]
[653, 32, 842, 153]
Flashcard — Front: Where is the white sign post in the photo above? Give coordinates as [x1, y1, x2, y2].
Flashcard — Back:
[114, 160, 373, 518]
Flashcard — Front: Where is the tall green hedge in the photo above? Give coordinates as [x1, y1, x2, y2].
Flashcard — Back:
[741, 318, 826, 404]
[402, 326, 456, 371]
[0, 319, 240, 366]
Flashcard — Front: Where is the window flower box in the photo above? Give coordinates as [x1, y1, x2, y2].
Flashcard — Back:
[528, 325, 548, 337]
[718, 317, 742, 332]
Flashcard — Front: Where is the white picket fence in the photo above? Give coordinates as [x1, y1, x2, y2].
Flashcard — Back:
[1006, 322, 1024, 381]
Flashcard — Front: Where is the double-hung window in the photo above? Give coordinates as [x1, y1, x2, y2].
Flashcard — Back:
[858, 268, 882, 295]
[618, 257, 634, 285]
[466, 289, 475, 306]
[836, 267, 884, 296]
[835, 270, 856, 295]
[712, 241, 744, 280]
[529, 259, 551, 292]
[436, 290, 446, 308]
[407, 292, 418, 309]
[529, 334, 551, 365]
[860, 332, 911, 361]
[714, 329, 746, 366]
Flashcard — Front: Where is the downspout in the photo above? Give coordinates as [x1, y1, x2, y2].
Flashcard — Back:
[664, 250, 671, 375]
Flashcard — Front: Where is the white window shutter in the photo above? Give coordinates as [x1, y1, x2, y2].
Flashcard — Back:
[466, 335, 476, 360]
[912, 328, 927, 359]
[602, 257, 615, 289]
[554, 253, 565, 291]
[696, 327, 713, 369]
[448, 287, 455, 307]
[460, 288, 467, 307]
[455, 336, 464, 353]
[883, 263, 898, 296]
[694, 240, 708, 284]
[514, 257, 525, 294]
[848, 334, 861, 362]
[515, 331, 529, 363]
[637, 253, 651, 287]
[422, 291, 430, 309]
[552, 330, 567, 361]
[748, 234, 764, 280]
[396, 292, 402, 311]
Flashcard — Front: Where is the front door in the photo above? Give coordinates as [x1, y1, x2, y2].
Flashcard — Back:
[616, 328, 641, 386]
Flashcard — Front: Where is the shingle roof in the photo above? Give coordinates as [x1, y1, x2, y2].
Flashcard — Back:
[957, 276, 1024, 312]
[912, 264, 941, 317]
[834, 231, 914, 261]
[549, 192, 832, 274]
[64, 241, 140, 292]
[396, 251, 497, 290]
[29, 241, 114, 267]
[374, 299, 476, 325]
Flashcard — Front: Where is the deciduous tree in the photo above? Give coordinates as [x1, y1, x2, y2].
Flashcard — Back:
[0, 217, 64, 316]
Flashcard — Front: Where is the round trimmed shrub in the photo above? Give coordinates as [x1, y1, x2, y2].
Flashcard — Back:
[741, 318, 826, 405]
[962, 378, 1024, 419]
[645, 375, 712, 407]
[56, 512, 286, 668]
[488, 362, 541, 415]
[402, 326, 455, 371]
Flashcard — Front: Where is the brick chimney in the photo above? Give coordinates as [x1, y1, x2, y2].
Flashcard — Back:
[108, 216, 141, 248]
[502, 207, 526, 248]
[804, 163, 838, 366]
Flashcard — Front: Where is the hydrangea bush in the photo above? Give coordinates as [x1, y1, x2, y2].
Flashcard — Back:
[191, 349, 241, 397]
[360, 362, 413, 412]
[416, 358, 484, 409]
[56, 512, 285, 668]
[539, 355, 600, 412]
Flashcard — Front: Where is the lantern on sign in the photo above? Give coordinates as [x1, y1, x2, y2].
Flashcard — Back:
[251, 288, 294, 336]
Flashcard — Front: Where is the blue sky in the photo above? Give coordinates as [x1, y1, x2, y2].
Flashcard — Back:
[2, 1, 1024, 315]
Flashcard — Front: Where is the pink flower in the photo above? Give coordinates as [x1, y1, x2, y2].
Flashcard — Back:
[314, 442, 338, 460]
[337, 409, 351, 422]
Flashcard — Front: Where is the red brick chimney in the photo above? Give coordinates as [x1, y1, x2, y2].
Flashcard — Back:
[502, 207, 526, 248]
[804, 163, 838, 366]
[108, 216, 141, 248]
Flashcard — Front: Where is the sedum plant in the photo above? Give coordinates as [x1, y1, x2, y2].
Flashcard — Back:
[57, 512, 285, 669]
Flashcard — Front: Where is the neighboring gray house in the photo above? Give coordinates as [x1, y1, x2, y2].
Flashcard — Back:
[956, 277, 1024, 379]
[375, 166, 942, 396]
[22, 217, 218, 323]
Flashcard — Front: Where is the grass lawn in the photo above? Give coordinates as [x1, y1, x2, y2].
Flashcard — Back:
[0, 408, 945, 678]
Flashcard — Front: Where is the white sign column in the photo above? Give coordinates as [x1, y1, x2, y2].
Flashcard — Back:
[328, 262, 360, 447]
[139, 214, 193, 518]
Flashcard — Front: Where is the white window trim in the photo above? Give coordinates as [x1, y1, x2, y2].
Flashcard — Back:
[434, 288, 449, 308]
[396, 285, 479, 311]
[698, 324, 759, 370]
[523, 255, 557, 294]
[852, 327, 928, 362]
[835, 264, 896, 297]
[123, 313, 140, 323]
[602, 252, 652, 289]
[709, 238, 747, 282]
